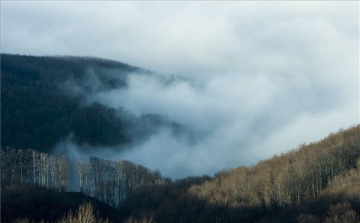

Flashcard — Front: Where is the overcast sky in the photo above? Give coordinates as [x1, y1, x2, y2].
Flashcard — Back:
[2, 1, 359, 178]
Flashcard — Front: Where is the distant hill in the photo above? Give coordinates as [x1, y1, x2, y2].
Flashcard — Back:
[1, 54, 179, 152]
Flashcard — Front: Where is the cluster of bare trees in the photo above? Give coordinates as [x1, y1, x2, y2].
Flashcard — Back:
[186, 125, 360, 222]
[74, 157, 166, 207]
[1, 147, 70, 191]
[1, 146, 167, 209]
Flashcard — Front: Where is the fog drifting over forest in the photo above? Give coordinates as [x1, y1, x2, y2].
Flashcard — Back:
[2, 1, 359, 178]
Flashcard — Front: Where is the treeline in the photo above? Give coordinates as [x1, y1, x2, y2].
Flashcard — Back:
[0, 147, 169, 209]
[74, 156, 169, 207]
[183, 125, 360, 222]
[1, 147, 70, 190]
[2, 125, 360, 223]
[121, 125, 360, 223]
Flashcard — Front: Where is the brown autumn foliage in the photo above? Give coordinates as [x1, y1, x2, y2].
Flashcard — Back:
[187, 125, 360, 210]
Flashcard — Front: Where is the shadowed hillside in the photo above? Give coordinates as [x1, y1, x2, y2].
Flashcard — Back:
[1, 184, 119, 223]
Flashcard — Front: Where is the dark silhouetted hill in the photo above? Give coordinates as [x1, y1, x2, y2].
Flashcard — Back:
[1, 183, 120, 223]
[1, 54, 179, 152]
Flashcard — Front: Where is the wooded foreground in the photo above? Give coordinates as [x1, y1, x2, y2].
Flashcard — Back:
[2, 125, 360, 223]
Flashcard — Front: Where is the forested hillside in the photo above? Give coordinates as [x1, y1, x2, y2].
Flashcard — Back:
[117, 125, 360, 223]
[2, 54, 360, 222]
[1, 54, 179, 152]
[2, 125, 360, 223]
[0, 147, 168, 222]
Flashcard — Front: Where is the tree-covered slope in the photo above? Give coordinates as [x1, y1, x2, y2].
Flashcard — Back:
[2, 125, 359, 223]
[2, 54, 360, 223]
[121, 125, 360, 223]
[1, 54, 178, 152]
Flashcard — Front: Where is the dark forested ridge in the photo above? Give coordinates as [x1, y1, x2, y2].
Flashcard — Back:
[1, 54, 179, 152]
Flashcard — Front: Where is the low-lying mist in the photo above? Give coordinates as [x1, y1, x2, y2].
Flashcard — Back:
[54, 65, 357, 179]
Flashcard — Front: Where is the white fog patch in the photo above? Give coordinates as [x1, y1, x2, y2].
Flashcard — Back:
[90, 72, 284, 132]
[82, 66, 357, 178]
